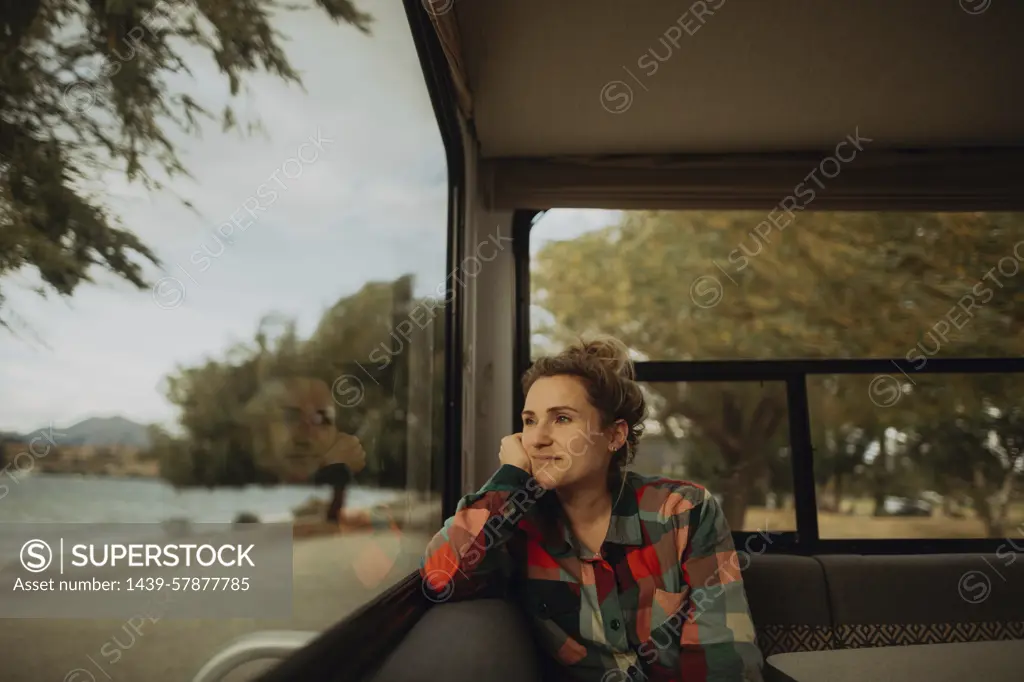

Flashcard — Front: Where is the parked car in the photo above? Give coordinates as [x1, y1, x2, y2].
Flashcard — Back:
[879, 496, 934, 517]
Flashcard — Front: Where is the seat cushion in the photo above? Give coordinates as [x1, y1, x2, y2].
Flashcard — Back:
[743, 553, 837, 656]
[816, 553, 1024, 648]
[368, 598, 542, 682]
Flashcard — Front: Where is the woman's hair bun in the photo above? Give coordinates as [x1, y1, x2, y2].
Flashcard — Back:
[566, 334, 636, 380]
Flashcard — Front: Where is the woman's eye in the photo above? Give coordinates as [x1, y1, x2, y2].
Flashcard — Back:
[555, 415, 571, 423]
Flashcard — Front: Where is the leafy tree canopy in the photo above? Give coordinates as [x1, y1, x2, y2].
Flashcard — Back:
[0, 0, 371, 328]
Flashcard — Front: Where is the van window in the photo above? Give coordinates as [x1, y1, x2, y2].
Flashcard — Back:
[531, 209, 1024, 361]
[0, 2, 447, 678]
[531, 209, 1024, 540]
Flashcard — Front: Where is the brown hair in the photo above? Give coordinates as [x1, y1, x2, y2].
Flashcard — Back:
[521, 335, 647, 475]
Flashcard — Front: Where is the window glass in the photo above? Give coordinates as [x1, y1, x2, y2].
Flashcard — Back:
[531, 209, 1024, 361]
[0, 2, 446, 678]
[808, 373, 1024, 539]
[627, 380, 795, 533]
[531, 209, 1024, 540]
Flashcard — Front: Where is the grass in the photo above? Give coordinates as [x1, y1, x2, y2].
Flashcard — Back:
[739, 501, 1024, 539]
[293, 497, 1024, 542]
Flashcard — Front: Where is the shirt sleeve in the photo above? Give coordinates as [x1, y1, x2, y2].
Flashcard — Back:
[420, 463, 544, 602]
[678, 489, 765, 682]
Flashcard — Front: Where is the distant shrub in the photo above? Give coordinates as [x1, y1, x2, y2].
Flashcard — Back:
[233, 511, 260, 524]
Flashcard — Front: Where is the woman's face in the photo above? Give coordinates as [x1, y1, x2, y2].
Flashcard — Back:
[521, 375, 626, 490]
[247, 377, 342, 481]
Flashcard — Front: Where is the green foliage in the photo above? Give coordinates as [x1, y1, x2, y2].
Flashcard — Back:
[0, 0, 372, 329]
[532, 210, 1024, 533]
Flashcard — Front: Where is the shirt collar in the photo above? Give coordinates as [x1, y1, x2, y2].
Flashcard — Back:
[540, 470, 644, 558]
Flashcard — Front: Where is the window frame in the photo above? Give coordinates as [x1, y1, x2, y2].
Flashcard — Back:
[418, 16, 467, 522]
[515, 207, 1024, 555]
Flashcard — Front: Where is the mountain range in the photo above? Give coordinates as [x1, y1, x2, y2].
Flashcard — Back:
[0, 416, 152, 449]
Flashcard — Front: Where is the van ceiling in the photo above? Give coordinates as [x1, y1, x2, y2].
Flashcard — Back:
[440, 0, 1024, 158]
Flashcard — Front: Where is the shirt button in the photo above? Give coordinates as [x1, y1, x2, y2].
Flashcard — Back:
[610, 618, 621, 630]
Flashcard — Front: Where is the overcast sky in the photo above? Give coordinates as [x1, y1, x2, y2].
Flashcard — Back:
[0, 2, 451, 432]
[0, 1, 620, 433]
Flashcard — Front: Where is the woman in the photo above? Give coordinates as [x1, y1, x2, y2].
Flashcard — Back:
[421, 336, 763, 682]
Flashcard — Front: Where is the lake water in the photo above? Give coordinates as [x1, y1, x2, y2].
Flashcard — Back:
[0, 474, 406, 576]
[0, 473, 400, 524]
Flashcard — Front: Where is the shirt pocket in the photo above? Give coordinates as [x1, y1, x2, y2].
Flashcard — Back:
[638, 587, 687, 644]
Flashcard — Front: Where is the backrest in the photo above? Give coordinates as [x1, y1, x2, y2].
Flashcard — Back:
[368, 551, 1024, 680]
[369, 599, 542, 682]
[742, 553, 837, 657]
[816, 553, 1024, 648]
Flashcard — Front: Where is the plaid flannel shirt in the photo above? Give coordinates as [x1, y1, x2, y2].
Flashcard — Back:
[421, 464, 764, 682]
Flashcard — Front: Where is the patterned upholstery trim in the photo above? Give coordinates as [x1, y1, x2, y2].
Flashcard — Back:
[836, 621, 1024, 649]
[756, 625, 837, 657]
[757, 621, 1024, 656]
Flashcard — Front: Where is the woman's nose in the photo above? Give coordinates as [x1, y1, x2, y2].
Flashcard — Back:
[531, 422, 554, 445]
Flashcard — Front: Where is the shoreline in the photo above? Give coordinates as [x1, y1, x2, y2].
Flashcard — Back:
[291, 494, 441, 540]
[0, 472, 408, 526]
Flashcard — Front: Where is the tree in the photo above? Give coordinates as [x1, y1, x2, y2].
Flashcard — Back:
[532, 210, 1024, 531]
[0, 0, 372, 330]
[906, 380, 1024, 536]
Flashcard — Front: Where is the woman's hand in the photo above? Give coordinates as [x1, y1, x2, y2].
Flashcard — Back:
[499, 433, 531, 473]
[326, 432, 367, 474]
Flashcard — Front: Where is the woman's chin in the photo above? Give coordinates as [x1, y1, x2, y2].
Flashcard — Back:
[533, 469, 565, 490]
